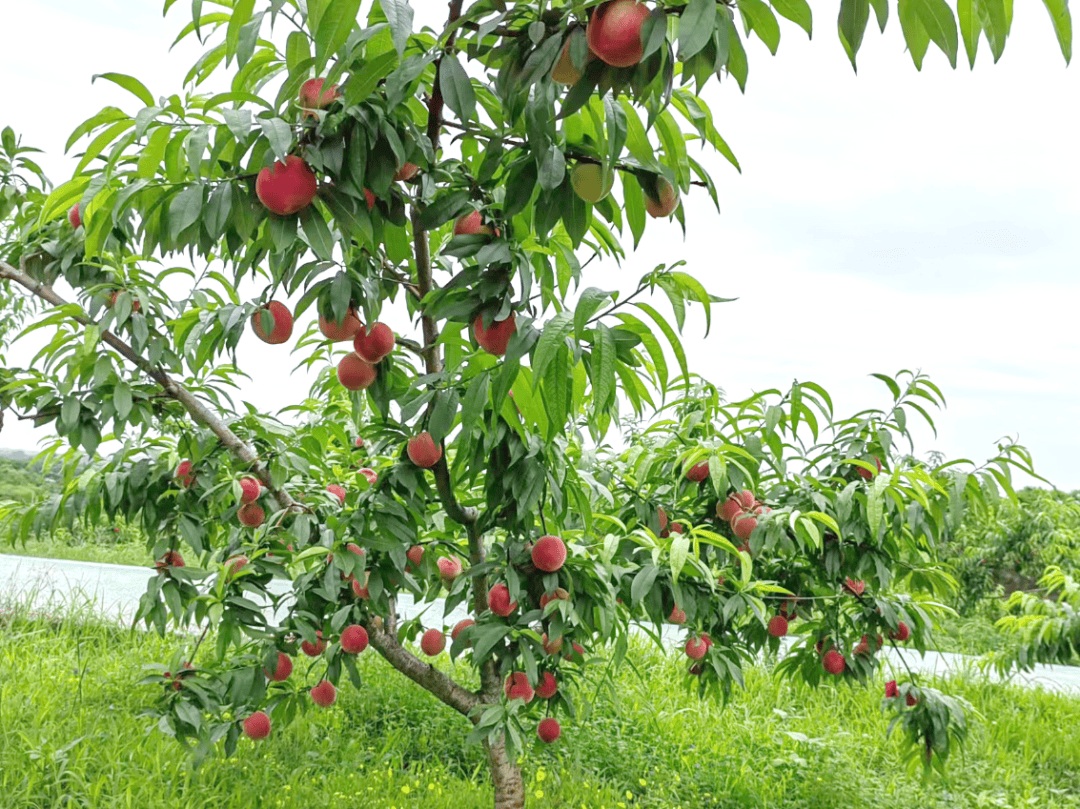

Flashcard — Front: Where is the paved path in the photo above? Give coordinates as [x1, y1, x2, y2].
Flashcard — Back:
[4, 553, 1079, 696]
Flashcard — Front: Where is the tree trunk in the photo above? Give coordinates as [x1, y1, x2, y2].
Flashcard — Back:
[487, 733, 525, 809]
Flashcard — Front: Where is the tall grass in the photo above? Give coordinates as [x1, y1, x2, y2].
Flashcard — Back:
[1, 596, 1079, 808]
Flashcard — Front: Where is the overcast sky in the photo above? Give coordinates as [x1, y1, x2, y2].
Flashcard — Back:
[1, 1, 1077, 491]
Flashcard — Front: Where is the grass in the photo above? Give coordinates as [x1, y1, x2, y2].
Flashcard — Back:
[1, 597, 1079, 809]
[2, 524, 149, 567]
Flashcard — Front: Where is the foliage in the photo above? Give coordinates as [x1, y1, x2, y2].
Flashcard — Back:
[943, 488, 1080, 614]
[989, 565, 1080, 673]
[3, 605, 1080, 809]
[0, 1, 1068, 804]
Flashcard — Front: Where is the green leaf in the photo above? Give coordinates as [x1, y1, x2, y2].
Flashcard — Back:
[315, 0, 363, 62]
[439, 53, 476, 123]
[669, 533, 690, 583]
[723, 13, 749, 91]
[739, 0, 781, 54]
[680, 0, 717, 60]
[635, 301, 688, 384]
[531, 311, 574, 388]
[868, 0, 889, 30]
[113, 383, 133, 420]
[343, 50, 398, 106]
[226, 0, 256, 64]
[383, 0, 414, 57]
[621, 172, 646, 248]
[574, 287, 614, 334]
[285, 30, 311, 74]
[631, 564, 660, 604]
[770, 0, 813, 38]
[898, 0, 932, 69]
[590, 323, 617, 413]
[957, 0, 981, 66]
[911, 0, 959, 67]
[168, 185, 203, 240]
[978, 0, 1011, 62]
[538, 145, 566, 191]
[258, 118, 293, 163]
[136, 126, 171, 179]
[1040, 0, 1072, 63]
[428, 389, 459, 444]
[300, 206, 335, 260]
[415, 190, 471, 229]
[838, 0, 871, 72]
[91, 73, 155, 107]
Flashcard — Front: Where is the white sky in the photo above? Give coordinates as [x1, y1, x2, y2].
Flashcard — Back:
[1, 1, 1077, 491]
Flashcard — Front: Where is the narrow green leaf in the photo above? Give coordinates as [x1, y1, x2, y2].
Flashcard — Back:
[680, 0, 717, 60]
[530, 311, 574, 388]
[898, 0, 931, 69]
[91, 73, 155, 107]
[912, 0, 959, 67]
[957, 0, 981, 66]
[739, 0, 781, 54]
[574, 287, 614, 334]
[591, 323, 617, 414]
[538, 144, 566, 191]
[439, 53, 476, 123]
[258, 118, 294, 163]
[300, 206, 335, 260]
[635, 301, 688, 383]
[1040, 0, 1072, 63]
[315, 0, 363, 62]
[168, 184, 203, 239]
[770, 0, 813, 38]
[837, 0, 871, 72]
[383, 0, 414, 57]
[978, 0, 1010, 61]
[226, 0, 256, 64]
[286, 30, 311, 74]
[136, 126, 171, 179]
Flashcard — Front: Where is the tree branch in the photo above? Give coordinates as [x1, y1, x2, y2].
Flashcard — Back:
[363, 616, 479, 717]
[0, 259, 295, 513]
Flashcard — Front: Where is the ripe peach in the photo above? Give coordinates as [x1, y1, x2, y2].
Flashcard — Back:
[353, 322, 395, 364]
[885, 679, 898, 698]
[437, 556, 463, 584]
[341, 625, 369, 654]
[731, 513, 757, 541]
[644, 176, 680, 218]
[175, 460, 196, 488]
[488, 583, 517, 617]
[453, 210, 495, 237]
[551, 37, 586, 84]
[238, 502, 265, 528]
[337, 352, 377, 390]
[251, 301, 294, 344]
[685, 635, 708, 660]
[473, 312, 517, 357]
[363, 188, 376, 210]
[504, 671, 534, 702]
[587, 0, 651, 68]
[298, 78, 341, 110]
[541, 633, 563, 655]
[407, 432, 442, 468]
[107, 290, 141, 312]
[155, 550, 185, 570]
[822, 650, 846, 675]
[265, 651, 293, 681]
[890, 621, 911, 642]
[857, 456, 883, 481]
[451, 618, 475, 641]
[393, 162, 419, 182]
[532, 535, 567, 573]
[301, 630, 326, 657]
[657, 507, 669, 534]
[225, 555, 248, 580]
[536, 671, 558, 700]
[843, 578, 866, 596]
[420, 628, 445, 656]
[359, 467, 378, 485]
[686, 461, 709, 482]
[68, 203, 81, 228]
[350, 571, 370, 599]
[326, 483, 347, 504]
[354, 436, 365, 448]
[318, 309, 362, 341]
[539, 588, 569, 609]
[406, 544, 424, 567]
[256, 155, 318, 215]
[669, 605, 686, 624]
[310, 679, 336, 706]
[239, 477, 261, 503]
[767, 615, 788, 638]
[243, 711, 271, 739]
[537, 717, 561, 743]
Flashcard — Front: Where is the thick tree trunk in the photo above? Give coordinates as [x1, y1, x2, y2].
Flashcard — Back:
[487, 733, 525, 809]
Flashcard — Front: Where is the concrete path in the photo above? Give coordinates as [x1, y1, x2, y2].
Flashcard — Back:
[4, 553, 1079, 697]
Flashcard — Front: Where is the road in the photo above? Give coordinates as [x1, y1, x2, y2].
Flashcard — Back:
[3, 552, 1079, 696]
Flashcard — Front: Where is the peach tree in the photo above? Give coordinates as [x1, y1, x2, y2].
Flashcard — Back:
[0, 1, 1068, 805]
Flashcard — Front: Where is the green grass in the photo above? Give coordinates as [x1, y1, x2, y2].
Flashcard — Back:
[2, 523, 150, 567]
[1, 598, 1079, 809]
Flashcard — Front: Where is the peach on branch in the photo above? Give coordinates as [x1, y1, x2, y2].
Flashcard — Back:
[541, 633, 563, 655]
[393, 162, 419, 182]
[822, 650, 846, 675]
[318, 309, 362, 341]
[264, 651, 293, 681]
[225, 555, 249, 580]
[301, 630, 327, 657]
[68, 203, 81, 228]
[353, 322, 395, 363]
[453, 210, 496, 236]
[420, 628, 445, 657]
[570, 163, 614, 203]
[488, 583, 517, 617]
[326, 483, 347, 504]
[243, 711, 271, 740]
[437, 556, 463, 584]
[298, 78, 341, 111]
[451, 619, 475, 641]
[238, 503, 265, 528]
[767, 615, 788, 637]
[251, 301, 294, 344]
[685, 635, 708, 660]
[407, 431, 442, 468]
[532, 534, 567, 572]
[686, 461, 709, 482]
[537, 717, 561, 743]
[539, 588, 569, 609]
[535, 671, 558, 700]
[310, 679, 336, 707]
[669, 605, 686, 624]
[644, 176, 680, 218]
[256, 155, 318, 215]
[551, 36, 588, 84]
[359, 467, 378, 485]
[889, 621, 911, 641]
[587, 0, 651, 68]
[857, 456, 883, 481]
[239, 477, 261, 504]
[473, 312, 517, 357]
[174, 460, 196, 488]
[504, 672, 534, 702]
[337, 353, 377, 390]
